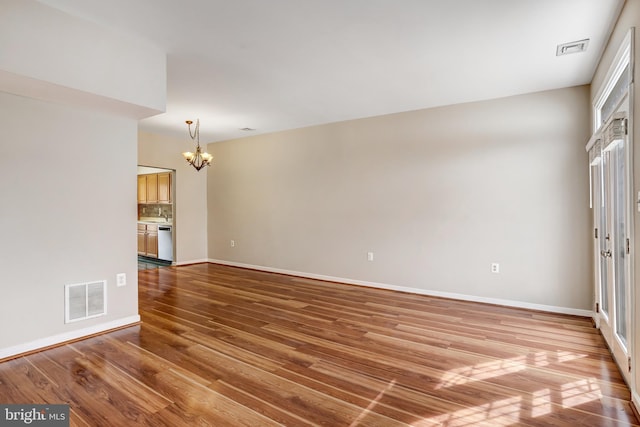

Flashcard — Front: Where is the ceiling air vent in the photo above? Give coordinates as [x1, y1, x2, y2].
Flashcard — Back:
[556, 39, 589, 56]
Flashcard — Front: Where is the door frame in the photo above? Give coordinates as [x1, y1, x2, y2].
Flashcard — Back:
[137, 165, 177, 265]
[588, 27, 634, 385]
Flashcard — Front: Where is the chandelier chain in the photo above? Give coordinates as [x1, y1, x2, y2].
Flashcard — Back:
[188, 119, 200, 144]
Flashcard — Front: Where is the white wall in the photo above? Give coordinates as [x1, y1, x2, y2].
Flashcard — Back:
[138, 132, 208, 264]
[207, 86, 592, 312]
[0, 0, 165, 118]
[0, 92, 140, 356]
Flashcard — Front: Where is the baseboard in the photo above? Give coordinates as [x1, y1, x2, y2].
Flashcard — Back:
[0, 315, 141, 361]
[175, 258, 209, 266]
[632, 391, 640, 420]
[208, 258, 593, 317]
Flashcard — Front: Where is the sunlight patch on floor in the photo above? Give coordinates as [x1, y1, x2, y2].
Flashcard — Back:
[411, 380, 603, 427]
[349, 379, 397, 427]
[414, 350, 604, 426]
[436, 356, 527, 389]
[531, 388, 552, 417]
[412, 396, 523, 426]
[560, 378, 602, 409]
[436, 350, 587, 389]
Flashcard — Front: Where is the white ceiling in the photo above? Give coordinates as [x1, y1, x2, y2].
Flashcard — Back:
[39, 0, 624, 143]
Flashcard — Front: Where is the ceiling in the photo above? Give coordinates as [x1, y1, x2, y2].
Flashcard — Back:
[39, 0, 624, 143]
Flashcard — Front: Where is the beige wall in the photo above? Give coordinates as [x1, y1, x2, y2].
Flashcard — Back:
[591, 0, 640, 407]
[0, 92, 139, 356]
[207, 86, 592, 311]
[0, 0, 165, 358]
[138, 131, 208, 264]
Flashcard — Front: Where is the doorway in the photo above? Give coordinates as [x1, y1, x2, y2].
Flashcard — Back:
[588, 31, 633, 383]
[591, 107, 631, 382]
[137, 165, 176, 269]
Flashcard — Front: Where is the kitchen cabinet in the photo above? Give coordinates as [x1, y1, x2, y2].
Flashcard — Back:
[158, 172, 171, 203]
[138, 223, 158, 258]
[138, 173, 172, 204]
[137, 224, 146, 255]
[147, 226, 158, 258]
[146, 174, 158, 203]
[137, 175, 147, 203]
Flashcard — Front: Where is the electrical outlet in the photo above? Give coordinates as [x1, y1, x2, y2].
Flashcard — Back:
[491, 263, 500, 274]
[116, 273, 127, 287]
[367, 252, 374, 262]
[230, 240, 235, 247]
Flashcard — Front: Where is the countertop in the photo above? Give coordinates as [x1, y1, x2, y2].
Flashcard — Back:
[138, 217, 173, 226]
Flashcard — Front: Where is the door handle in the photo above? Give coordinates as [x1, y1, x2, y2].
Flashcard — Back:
[601, 249, 612, 258]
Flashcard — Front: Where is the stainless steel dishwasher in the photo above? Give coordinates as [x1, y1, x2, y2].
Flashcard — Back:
[158, 225, 173, 261]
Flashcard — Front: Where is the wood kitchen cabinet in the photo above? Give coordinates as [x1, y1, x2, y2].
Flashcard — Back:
[137, 224, 146, 255]
[137, 175, 147, 203]
[157, 172, 171, 203]
[147, 225, 158, 258]
[138, 223, 158, 258]
[138, 173, 172, 204]
[146, 174, 158, 203]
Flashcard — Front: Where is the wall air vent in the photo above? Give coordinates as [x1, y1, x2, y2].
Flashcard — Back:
[65, 280, 107, 323]
[556, 39, 589, 56]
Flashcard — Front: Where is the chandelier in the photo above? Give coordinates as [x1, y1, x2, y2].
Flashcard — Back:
[182, 119, 213, 171]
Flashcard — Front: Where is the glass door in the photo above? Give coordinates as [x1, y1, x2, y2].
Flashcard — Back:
[592, 157, 609, 331]
[593, 98, 630, 384]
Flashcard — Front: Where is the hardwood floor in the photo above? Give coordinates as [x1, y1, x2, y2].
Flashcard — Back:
[1, 263, 638, 426]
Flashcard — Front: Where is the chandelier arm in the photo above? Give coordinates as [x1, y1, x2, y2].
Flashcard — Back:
[183, 118, 211, 171]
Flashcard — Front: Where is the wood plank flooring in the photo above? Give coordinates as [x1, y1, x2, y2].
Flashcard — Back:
[1, 263, 638, 426]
